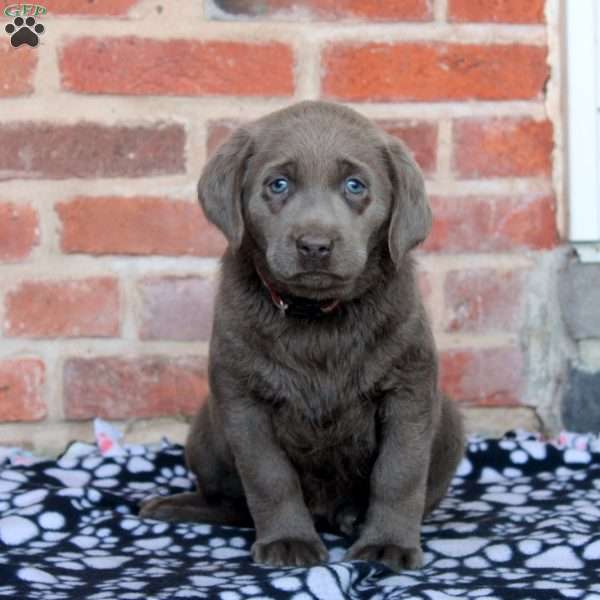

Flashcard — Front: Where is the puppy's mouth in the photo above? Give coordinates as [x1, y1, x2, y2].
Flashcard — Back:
[283, 271, 352, 293]
[288, 271, 347, 283]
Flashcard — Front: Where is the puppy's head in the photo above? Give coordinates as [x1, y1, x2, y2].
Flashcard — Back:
[198, 101, 431, 299]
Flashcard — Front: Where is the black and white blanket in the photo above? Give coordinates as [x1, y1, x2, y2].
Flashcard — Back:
[1, 430, 600, 599]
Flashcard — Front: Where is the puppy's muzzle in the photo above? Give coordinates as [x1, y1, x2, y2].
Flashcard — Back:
[296, 234, 334, 267]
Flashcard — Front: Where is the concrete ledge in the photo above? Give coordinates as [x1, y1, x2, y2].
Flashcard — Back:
[559, 259, 600, 339]
[562, 365, 600, 433]
[462, 406, 542, 437]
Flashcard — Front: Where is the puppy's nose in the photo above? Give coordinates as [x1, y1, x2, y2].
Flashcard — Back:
[296, 235, 333, 260]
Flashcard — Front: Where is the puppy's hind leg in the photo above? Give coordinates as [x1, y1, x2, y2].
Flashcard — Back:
[139, 491, 253, 527]
[139, 400, 253, 526]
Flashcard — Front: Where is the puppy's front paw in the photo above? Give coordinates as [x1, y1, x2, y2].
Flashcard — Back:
[345, 542, 423, 571]
[252, 537, 328, 567]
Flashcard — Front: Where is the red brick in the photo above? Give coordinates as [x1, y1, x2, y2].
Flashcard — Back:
[423, 194, 557, 253]
[5, 278, 120, 338]
[449, 0, 545, 23]
[57, 196, 227, 257]
[440, 347, 522, 405]
[138, 276, 216, 341]
[207, 120, 238, 157]
[379, 120, 438, 176]
[44, 0, 140, 15]
[322, 43, 548, 102]
[60, 38, 294, 96]
[0, 122, 184, 181]
[444, 269, 524, 333]
[0, 41, 36, 96]
[0, 359, 46, 421]
[0, 203, 38, 261]
[453, 118, 553, 178]
[208, 0, 432, 21]
[64, 356, 208, 419]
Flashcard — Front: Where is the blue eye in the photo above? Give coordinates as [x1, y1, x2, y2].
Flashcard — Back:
[345, 178, 366, 195]
[269, 177, 289, 194]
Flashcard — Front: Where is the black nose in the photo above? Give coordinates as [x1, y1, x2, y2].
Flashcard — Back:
[296, 235, 333, 260]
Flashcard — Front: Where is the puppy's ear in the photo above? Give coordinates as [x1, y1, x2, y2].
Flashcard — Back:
[382, 134, 432, 266]
[198, 127, 253, 251]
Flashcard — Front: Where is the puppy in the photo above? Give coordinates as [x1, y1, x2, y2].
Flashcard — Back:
[140, 100, 464, 572]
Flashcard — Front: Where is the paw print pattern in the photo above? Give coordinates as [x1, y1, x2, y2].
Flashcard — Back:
[5, 16, 44, 48]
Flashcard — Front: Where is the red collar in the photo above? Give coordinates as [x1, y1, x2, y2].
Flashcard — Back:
[256, 267, 341, 318]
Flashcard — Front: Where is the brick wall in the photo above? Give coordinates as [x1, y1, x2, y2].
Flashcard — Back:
[0, 0, 567, 453]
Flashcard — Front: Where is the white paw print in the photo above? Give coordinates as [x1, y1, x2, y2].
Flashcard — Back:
[154, 465, 194, 490]
[491, 521, 525, 536]
[79, 509, 113, 528]
[120, 517, 170, 537]
[506, 508, 545, 524]
[175, 521, 212, 539]
[146, 557, 184, 568]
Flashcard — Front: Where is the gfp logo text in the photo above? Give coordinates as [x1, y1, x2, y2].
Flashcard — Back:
[3, 4, 47, 17]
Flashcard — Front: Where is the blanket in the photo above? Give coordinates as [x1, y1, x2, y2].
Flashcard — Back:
[1, 430, 599, 599]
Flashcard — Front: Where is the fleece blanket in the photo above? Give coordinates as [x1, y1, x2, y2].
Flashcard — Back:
[1, 430, 600, 600]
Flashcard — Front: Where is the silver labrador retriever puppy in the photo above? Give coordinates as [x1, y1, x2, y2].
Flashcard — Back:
[140, 100, 464, 572]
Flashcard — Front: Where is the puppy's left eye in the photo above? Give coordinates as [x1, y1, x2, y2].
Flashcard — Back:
[344, 178, 366, 195]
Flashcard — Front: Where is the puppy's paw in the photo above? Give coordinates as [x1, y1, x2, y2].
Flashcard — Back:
[252, 537, 328, 567]
[345, 542, 423, 571]
[138, 496, 183, 522]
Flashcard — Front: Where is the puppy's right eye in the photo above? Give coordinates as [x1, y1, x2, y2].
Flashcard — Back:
[344, 178, 366, 195]
[268, 178, 289, 194]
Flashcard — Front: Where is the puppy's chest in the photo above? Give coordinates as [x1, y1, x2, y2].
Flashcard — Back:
[271, 390, 377, 450]
[253, 319, 383, 395]
[272, 393, 378, 503]
[251, 340, 379, 418]
[255, 345, 380, 487]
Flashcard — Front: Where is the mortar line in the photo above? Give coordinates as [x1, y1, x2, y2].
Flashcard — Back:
[433, 0, 448, 22]
[294, 34, 321, 100]
[37, 18, 548, 45]
[0, 96, 549, 123]
[0, 339, 211, 358]
[436, 118, 454, 181]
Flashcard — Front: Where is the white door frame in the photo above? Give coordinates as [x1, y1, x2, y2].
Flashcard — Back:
[565, 0, 600, 261]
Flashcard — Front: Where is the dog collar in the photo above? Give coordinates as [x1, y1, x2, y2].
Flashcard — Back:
[256, 267, 341, 319]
